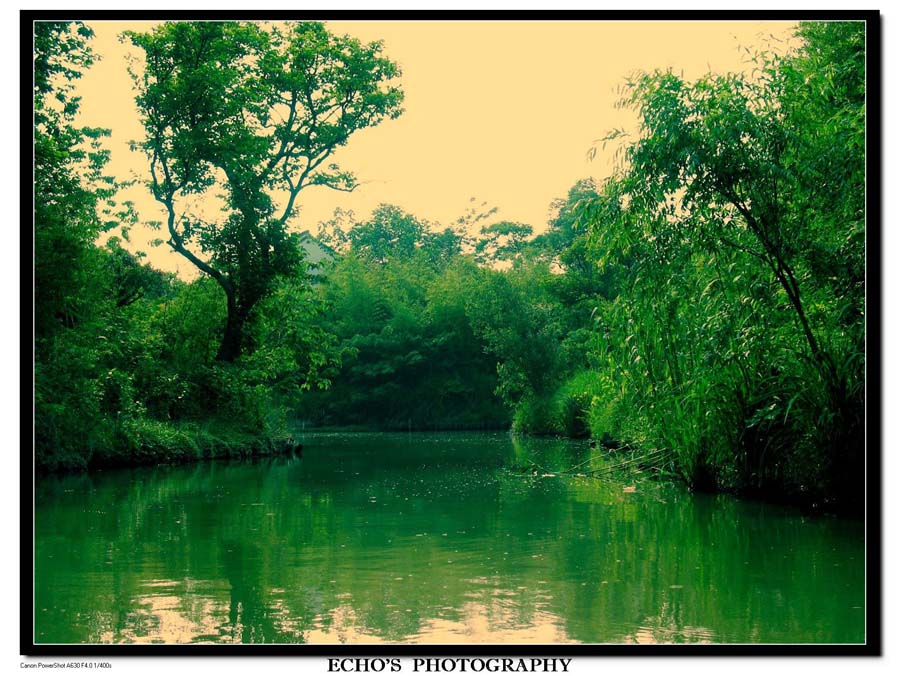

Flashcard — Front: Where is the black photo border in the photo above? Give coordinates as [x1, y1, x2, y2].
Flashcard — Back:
[20, 7, 883, 658]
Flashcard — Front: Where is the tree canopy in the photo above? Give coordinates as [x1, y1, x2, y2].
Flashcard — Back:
[126, 21, 404, 360]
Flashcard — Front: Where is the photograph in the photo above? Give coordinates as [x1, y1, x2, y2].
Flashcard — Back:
[25, 9, 879, 654]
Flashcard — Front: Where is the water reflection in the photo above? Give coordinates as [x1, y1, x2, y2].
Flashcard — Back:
[34, 432, 865, 644]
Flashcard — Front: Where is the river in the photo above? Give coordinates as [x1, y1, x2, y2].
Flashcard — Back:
[33, 432, 865, 644]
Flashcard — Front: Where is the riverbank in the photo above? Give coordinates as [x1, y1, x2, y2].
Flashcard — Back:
[503, 377, 865, 519]
[36, 414, 862, 518]
[35, 417, 295, 473]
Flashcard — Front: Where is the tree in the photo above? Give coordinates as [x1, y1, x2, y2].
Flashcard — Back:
[34, 21, 123, 468]
[590, 23, 864, 387]
[580, 22, 866, 505]
[34, 21, 113, 339]
[463, 264, 565, 409]
[345, 203, 430, 263]
[319, 203, 464, 268]
[127, 21, 404, 361]
[103, 239, 174, 308]
[532, 178, 598, 261]
[474, 221, 533, 264]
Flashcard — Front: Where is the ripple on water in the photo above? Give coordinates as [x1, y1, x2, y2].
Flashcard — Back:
[34, 432, 866, 645]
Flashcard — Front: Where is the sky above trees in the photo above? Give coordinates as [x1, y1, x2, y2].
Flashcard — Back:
[74, 19, 796, 276]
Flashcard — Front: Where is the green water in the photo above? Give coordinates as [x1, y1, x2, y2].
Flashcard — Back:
[34, 432, 865, 645]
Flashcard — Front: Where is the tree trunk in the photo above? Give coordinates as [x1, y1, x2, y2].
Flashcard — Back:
[216, 291, 246, 362]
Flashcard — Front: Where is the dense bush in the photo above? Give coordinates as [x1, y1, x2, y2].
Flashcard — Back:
[572, 22, 866, 511]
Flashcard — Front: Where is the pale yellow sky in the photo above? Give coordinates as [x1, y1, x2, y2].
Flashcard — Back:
[72, 20, 797, 275]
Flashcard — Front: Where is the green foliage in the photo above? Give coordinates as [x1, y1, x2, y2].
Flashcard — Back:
[552, 371, 606, 438]
[464, 261, 570, 407]
[33, 22, 126, 470]
[336, 204, 432, 263]
[510, 396, 558, 436]
[245, 273, 343, 397]
[319, 203, 465, 269]
[296, 251, 509, 429]
[584, 371, 626, 444]
[300, 198, 604, 435]
[126, 21, 404, 361]
[510, 372, 609, 438]
[34, 22, 113, 341]
[34, 21, 387, 470]
[577, 22, 866, 510]
[474, 221, 533, 264]
[33, 20, 866, 517]
[92, 418, 284, 467]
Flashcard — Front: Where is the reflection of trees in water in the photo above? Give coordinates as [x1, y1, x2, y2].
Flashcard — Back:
[35, 435, 865, 644]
